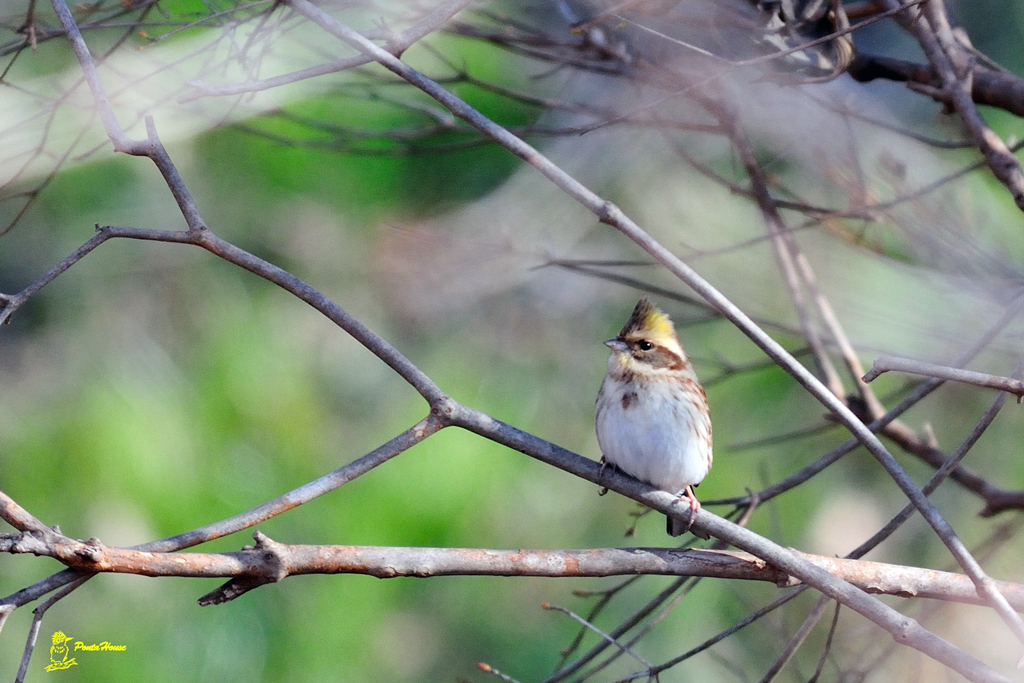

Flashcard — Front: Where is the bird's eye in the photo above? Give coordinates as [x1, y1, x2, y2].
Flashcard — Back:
[638, 340, 654, 351]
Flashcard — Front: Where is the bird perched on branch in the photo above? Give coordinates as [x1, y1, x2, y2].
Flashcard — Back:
[596, 297, 713, 536]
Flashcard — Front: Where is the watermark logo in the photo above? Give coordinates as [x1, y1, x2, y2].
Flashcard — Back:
[45, 631, 76, 672]
[45, 630, 126, 672]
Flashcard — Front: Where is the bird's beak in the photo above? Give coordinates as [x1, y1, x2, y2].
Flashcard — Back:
[604, 338, 628, 352]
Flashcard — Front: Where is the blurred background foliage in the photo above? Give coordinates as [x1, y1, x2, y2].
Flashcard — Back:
[2, 1, 1024, 681]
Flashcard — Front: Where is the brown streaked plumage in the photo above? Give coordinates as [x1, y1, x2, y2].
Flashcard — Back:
[596, 297, 713, 536]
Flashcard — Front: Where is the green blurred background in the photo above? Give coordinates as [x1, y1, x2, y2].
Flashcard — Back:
[2, 1, 1024, 681]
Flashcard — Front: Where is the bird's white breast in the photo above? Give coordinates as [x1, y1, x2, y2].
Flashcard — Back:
[596, 373, 712, 494]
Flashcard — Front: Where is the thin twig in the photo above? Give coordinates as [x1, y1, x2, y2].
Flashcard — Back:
[714, 298, 1021, 509]
[721, 104, 846, 400]
[807, 601, 842, 683]
[853, 358, 1024, 559]
[757, 595, 832, 683]
[182, 0, 475, 101]
[864, 356, 1024, 400]
[0, 417, 439, 615]
[285, 0, 1024, 670]
[542, 603, 651, 668]
[878, 0, 1024, 209]
[14, 576, 90, 683]
[544, 578, 688, 683]
[579, 502, 762, 680]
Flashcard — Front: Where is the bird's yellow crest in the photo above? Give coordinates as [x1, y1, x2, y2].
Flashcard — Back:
[619, 297, 677, 343]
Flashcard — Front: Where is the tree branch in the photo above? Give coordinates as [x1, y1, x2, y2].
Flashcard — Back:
[280, 0, 1024, 663]
[865, 356, 1024, 399]
[6, 529, 1024, 614]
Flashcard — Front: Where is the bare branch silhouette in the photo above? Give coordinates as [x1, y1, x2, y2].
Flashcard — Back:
[4, 0, 1024, 680]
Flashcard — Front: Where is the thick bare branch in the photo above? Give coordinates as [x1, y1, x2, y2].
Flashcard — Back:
[6, 529, 1024, 613]
[6, 2, 1023, 679]
[283, 0, 1024, 660]
[447, 404, 1012, 682]
[0, 414, 439, 619]
[851, 54, 1024, 119]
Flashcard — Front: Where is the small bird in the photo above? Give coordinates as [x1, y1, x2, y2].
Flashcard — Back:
[596, 297, 713, 536]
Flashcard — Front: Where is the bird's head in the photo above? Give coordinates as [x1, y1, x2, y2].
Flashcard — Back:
[605, 297, 688, 373]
